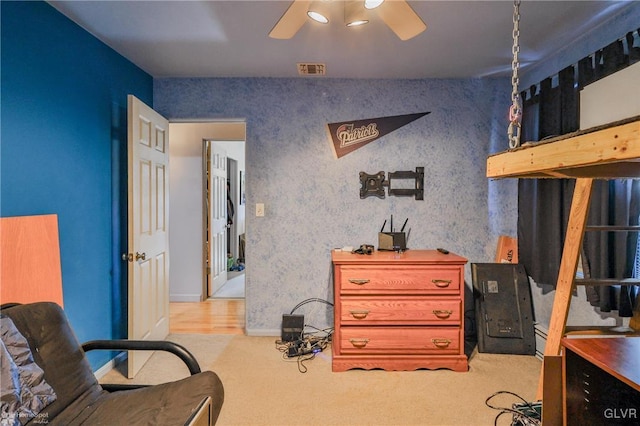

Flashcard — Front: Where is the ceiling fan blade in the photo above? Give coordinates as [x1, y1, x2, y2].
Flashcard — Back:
[377, 0, 426, 41]
[269, 0, 311, 39]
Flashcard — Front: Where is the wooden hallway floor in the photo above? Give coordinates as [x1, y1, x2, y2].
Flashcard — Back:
[169, 299, 245, 334]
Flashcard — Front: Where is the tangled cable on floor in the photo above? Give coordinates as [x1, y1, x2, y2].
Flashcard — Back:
[275, 333, 332, 373]
[485, 390, 541, 426]
[275, 297, 334, 373]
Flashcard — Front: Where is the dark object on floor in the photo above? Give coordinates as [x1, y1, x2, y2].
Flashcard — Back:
[229, 263, 245, 272]
[0, 302, 224, 425]
[485, 390, 541, 426]
[281, 314, 304, 342]
[472, 263, 536, 355]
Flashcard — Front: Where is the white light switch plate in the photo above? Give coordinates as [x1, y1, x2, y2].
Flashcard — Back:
[256, 203, 265, 217]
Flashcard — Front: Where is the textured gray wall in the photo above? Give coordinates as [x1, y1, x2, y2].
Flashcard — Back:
[154, 77, 517, 334]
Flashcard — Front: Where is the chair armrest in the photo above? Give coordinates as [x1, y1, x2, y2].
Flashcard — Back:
[82, 339, 201, 375]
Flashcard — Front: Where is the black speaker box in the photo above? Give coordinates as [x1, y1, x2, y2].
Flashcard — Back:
[281, 314, 304, 342]
[472, 263, 535, 355]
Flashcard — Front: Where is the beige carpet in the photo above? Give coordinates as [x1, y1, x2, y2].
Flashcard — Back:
[100, 334, 542, 426]
[100, 334, 235, 384]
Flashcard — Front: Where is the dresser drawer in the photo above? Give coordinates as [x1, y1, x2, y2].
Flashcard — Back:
[338, 266, 461, 295]
[339, 326, 461, 355]
[339, 297, 461, 325]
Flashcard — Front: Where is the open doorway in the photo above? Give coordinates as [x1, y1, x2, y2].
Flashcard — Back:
[204, 140, 245, 299]
[168, 121, 245, 304]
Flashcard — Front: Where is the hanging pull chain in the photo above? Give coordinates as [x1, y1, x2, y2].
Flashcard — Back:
[508, 0, 522, 149]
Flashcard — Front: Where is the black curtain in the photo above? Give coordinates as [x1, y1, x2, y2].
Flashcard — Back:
[518, 66, 578, 289]
[517, 31, 640, 315]
[583, 180, 640, 316]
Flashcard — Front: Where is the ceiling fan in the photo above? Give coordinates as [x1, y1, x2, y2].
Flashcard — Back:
[269, 0, 427, 41]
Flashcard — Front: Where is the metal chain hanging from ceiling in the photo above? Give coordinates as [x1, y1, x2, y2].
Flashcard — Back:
[508, 0, 522, 149]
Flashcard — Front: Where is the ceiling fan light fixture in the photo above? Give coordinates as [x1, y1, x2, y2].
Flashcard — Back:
[345, 1, 369, 27]
[346, 19, 368, 27]
[364, 0, 384, 10]
[307, 1, 330, 24]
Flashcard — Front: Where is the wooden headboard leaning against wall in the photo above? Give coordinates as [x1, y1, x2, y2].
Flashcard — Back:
[0, 214, 64, 307]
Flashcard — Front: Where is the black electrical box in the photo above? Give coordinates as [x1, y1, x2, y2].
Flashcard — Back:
[281, 314, 304, 342]
[472, 263, 535, 355]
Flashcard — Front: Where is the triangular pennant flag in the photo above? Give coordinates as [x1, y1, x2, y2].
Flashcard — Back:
[327, 112, 430, 158]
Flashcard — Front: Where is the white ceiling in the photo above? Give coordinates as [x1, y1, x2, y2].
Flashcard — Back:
[48, 1, 631, 79]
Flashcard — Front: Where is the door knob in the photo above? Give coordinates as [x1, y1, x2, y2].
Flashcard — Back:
[135, 252, 146, 261]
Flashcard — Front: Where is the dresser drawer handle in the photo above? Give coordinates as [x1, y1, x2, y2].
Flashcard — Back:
[432, 279, 452, 288]
[349, 310, 370, 319]
[349, 338, 369, 348]
[432, 309, 453, 319]
[431, 338, 451, 348]
[348, 279, 370, 285]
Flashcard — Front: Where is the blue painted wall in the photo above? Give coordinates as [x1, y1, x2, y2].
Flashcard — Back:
[1, 1, 152, 369]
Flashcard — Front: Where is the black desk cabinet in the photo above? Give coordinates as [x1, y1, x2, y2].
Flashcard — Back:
[563, 337, 640, 425]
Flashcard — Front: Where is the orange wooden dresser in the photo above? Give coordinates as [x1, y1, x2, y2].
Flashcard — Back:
[331, 249, 468, 372]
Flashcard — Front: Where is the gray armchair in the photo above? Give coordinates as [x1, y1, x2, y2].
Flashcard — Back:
[0, 302, 223, 425]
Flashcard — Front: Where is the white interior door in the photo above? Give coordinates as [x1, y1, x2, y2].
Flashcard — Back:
[127, 94, 170, 378]
[208, 142, 228, 296]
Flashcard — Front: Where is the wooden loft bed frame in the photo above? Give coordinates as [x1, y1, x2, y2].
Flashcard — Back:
[486, 115, 640, 403]
[488, 115, 640, 179]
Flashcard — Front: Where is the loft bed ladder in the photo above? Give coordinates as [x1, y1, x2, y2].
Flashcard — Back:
[486, 116, 640, 409]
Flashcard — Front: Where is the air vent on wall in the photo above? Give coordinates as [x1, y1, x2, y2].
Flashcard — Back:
[297, 63, 326, 76]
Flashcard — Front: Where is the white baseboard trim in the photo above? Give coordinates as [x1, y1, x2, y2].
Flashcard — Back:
[170, 294, 202, 302]
[245, 328, 279, 337]
[93, 351, 127, 379]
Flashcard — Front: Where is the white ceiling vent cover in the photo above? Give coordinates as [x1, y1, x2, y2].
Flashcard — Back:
[297, 63, 326, 76]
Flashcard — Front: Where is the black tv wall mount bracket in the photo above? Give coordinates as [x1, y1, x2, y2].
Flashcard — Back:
[359, 167, 424, 200]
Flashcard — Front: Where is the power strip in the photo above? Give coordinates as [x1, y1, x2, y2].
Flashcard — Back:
[286, 339, 325, 357]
